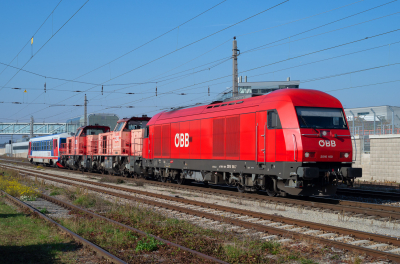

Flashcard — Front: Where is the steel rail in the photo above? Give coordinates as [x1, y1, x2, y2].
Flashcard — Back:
[0, 190, 127, 264]
[40, 193, 228, 264]
[3, 163, 400, 221]
[337, 188, 400, 201]
[3, 166, 400, 262]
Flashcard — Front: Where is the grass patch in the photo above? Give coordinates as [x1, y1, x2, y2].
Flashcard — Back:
[49, 189, 61, 196]
[73, 195, 97, 208]
[39, 208, 49, 214]
[0, 197, 84, 263]
[135, 235, 163, 252]
[260, 240, 281, 255]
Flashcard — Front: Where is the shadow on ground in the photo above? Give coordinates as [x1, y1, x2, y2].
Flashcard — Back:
[0, 242, 80, 264]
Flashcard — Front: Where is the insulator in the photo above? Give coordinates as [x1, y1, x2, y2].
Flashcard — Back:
[102, 85, 103, 95]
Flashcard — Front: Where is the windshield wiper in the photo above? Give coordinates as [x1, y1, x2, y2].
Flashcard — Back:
[300, 116, 319, 134]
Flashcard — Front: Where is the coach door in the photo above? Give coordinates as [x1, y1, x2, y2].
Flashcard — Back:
[53, 139, 58, 157]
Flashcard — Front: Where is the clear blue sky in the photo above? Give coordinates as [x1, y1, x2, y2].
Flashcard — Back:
[0, 0, 399, 142]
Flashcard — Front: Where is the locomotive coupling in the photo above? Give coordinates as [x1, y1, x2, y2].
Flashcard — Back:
[296, 167, 319, 180]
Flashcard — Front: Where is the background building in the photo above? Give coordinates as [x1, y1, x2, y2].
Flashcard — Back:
[217, 77, 300, 101]
[344, 106, 400, 136]
[66, 113, 120, 130]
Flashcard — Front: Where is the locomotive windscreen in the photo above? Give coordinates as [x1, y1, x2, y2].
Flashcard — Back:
[296, 107, 347, 129]
[114, 120, 149, 131]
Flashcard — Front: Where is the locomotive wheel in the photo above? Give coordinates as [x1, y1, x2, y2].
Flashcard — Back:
[161, 177, 167, 183]
[266, 189, 277, 197]
[177, 177, 185, 185]
[237, 184, 246, 193]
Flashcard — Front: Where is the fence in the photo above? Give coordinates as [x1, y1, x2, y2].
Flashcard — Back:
[349, 124, 400, 154]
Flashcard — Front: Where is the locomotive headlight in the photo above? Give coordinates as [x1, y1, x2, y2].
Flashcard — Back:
[322, 131, 327, 136]
[340, 152, 350, 158]
[305, 152, 310, 158]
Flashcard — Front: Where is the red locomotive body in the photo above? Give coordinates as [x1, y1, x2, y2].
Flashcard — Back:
[61, 116, 150, 175]
[140, 89, 360, 196]
[61, 125, 110, 170]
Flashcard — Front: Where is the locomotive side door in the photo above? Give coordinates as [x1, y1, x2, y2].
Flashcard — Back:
[266, 110, 277, 163]
[257, 110, 280, 164]
[256, 111, 267, 163]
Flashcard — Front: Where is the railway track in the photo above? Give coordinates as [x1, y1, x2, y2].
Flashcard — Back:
[1, 190, 127, 264]
[0, 174, 228, 264]
[2, 164, 400, 262]
[337, 188, 400, 201]
[2, 159, 400, 222]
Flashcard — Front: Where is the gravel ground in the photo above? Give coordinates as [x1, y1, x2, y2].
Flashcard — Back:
[25, 198, 72, 218]
[8, 164, 400, 239]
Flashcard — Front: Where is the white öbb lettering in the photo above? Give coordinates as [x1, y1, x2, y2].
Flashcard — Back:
[318, 140, 336, 147]
[175, 133, 189, 147]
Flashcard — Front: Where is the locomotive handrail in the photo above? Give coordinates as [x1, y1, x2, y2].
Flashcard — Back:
[255, 123, 258, 163]
[292, 134, 297, 161]
[301, 133, 319, 137]
[352, 135, 357, 162]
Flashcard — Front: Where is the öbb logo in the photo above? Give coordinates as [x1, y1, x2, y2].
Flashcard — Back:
[175, 133, 189, 147]
[319, 140, 336, 147]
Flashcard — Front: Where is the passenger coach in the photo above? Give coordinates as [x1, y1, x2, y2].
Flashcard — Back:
[29, 133, 72, 167]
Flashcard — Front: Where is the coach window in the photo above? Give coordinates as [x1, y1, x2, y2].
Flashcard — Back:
[267, 110, 282, 129]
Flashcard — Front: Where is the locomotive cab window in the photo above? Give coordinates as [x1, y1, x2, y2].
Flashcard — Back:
[144, 126, 149, 138]
[268, 110, 282, 129]
[114, 122, 125, 131]
[296, 107, 348, 129]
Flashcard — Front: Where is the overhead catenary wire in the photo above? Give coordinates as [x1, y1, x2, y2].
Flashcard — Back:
[19, 30, 400, 123]
[4, 9, 398, 98]
[86, 8, 400, 101]
[47, 0, 228, 92]
[238, 0, 365, 37]
[6, 0, 400, 122]
[117, 30, 400, 107]
[242, 0, 398, 54]
[324, 80, 400, 93]
[4, 0, 371, 124]
[11, 1, 290, 122]
[0, 0, 63, 78]
[0, 0, 90, 92]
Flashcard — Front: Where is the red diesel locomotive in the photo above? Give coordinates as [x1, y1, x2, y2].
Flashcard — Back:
[59, 88, 361, 196]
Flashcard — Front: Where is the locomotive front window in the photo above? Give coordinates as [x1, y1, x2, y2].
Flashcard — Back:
[125, 121, 149, 131]
[115, 122, 125, 131]
[85, 128, 108, 135]
[296, 107, 348, 129]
